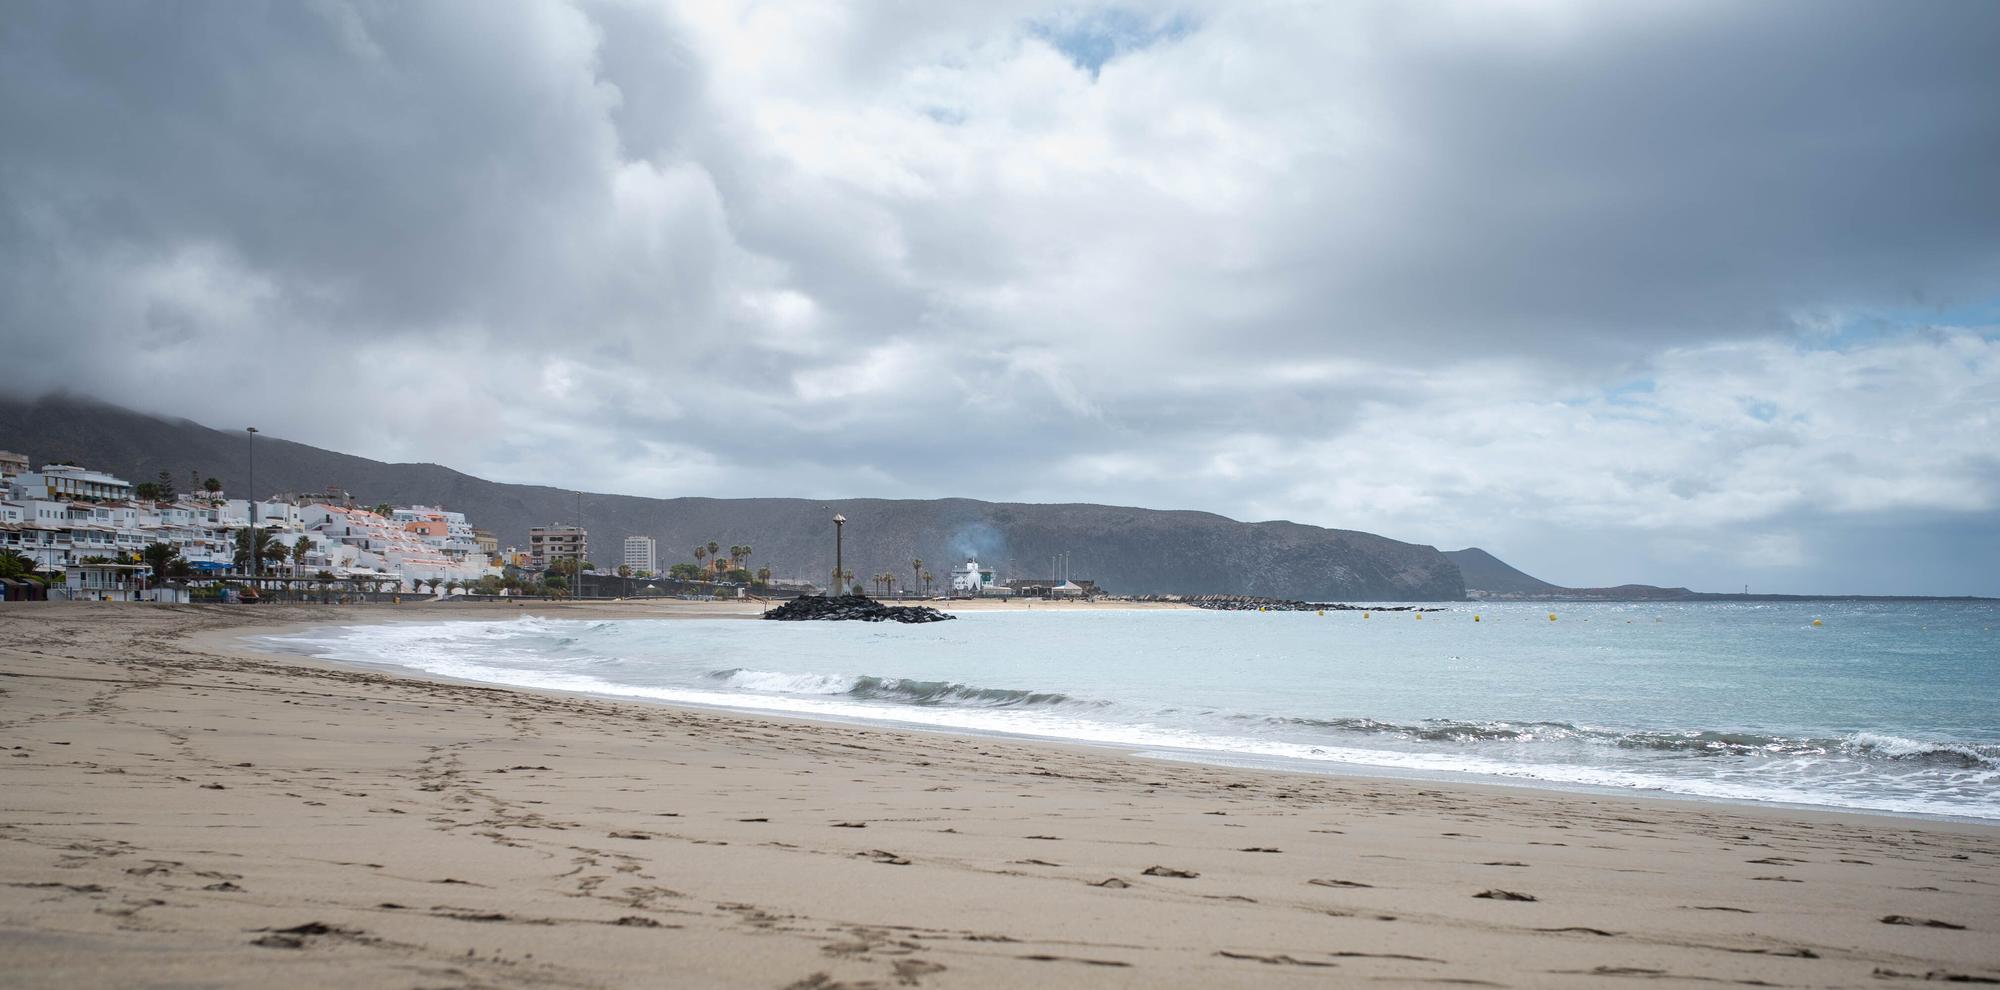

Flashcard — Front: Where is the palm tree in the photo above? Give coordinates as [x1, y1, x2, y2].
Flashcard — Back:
[0, 548, 33, 581]
[921, 569, 933, 596]
[203, 477, 224, 501]
[706, 541, 720, 573]
[291, 537, 309, 577]
[755, 566, 771, 587]
[693, 545, 707, 573]
[234, 527, 275, 572]
[139, 542, 188, 593]
[733, 545, 752, 572]
[910, 558, 922, 599]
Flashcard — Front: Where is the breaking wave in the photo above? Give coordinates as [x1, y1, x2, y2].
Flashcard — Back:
[707, 668, 1086, 709]
[1265, 716, 1999, 768]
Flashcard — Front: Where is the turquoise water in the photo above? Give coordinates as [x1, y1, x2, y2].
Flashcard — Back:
[265, 601, 2000, 820]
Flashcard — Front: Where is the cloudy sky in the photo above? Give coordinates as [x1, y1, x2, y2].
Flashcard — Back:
[5, 1, 1998, 594]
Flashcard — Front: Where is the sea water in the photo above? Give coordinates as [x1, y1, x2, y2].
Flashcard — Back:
[261, 601, 1999, 820]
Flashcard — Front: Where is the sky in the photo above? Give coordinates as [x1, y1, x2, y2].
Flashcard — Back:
[3, 0, 1998, 595]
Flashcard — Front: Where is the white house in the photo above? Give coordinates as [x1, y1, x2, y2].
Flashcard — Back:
[950, 559, 995, 594]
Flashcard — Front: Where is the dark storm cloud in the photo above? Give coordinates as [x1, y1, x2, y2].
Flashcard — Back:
[1, 0, 1995, 594]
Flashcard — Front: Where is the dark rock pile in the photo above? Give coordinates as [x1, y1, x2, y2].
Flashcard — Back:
[762, 594, 957, 623]
[1184, 595, 1432, 613]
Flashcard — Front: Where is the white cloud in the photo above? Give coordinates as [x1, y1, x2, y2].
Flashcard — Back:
[2, 0, 1996, 593]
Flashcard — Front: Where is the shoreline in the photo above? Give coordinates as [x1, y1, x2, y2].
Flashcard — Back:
[3, 601, 1995, 988]
[237, 602, 1995, 828]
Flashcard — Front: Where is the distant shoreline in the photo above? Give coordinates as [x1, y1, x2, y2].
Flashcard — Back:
[1467, 593, 1999, 603]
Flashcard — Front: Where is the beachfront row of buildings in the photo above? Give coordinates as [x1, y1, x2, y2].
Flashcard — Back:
[1, 456, 502, 599]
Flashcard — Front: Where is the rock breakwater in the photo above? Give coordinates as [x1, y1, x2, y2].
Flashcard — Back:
[1182, 595, 1436, 613]
[762, 594, 957, 623]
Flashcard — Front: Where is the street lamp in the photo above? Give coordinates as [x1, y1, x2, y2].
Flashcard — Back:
[832, 513, 846, 596]
[245, 427, 259, 585]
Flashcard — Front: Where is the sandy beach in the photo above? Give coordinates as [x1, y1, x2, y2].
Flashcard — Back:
[1, 601, 1995, 989]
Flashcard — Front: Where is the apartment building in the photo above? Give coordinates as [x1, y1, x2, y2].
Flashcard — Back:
[622, 535, 657, 574]
[528, 525, 587, 570]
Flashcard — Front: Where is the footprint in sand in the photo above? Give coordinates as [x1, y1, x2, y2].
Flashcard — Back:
[1215, 950, 1335, 967]
[1473, 889, 1538, 902]
[1880, 915, 1966, 929]
[860, 850, 911, 866]
[1142, 865, 1199, 878]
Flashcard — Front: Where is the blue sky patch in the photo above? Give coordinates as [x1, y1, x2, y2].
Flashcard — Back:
[1028, 8, 1196, 77]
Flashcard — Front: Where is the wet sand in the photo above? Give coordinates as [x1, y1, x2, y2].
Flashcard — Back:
[1, 601, 1995, 988]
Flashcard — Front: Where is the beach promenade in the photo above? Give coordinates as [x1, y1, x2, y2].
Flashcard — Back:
[1, 602, 1994, 988]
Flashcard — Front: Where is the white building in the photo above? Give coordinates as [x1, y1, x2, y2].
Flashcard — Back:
[950, 559, 995, 594]
[392, 506, 481, 561]
[12, 465, 134, 502]
[623, 535, 657, 574]
[1, 458, 499, 592]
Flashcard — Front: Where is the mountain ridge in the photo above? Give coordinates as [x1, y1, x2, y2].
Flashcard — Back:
[0, 394, 1466, 600]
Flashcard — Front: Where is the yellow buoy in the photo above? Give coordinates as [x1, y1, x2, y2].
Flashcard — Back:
[1317, 610, 1324, 616]
[1549, 612, 1558, 622]
[1363, 611, 1370, 619]
[1415, 612, 1422, 620]
[1812, 618, 1823, 627]
[1473, 614, 1480, 622]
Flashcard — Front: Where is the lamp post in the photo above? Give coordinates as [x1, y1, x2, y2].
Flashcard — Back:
[832, 513, 845, 596]
[245, 427, 259, 586]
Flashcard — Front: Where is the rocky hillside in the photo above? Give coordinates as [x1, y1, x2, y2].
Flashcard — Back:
[0, 395, 1466, 600]
[1443, 548, 1564, 596]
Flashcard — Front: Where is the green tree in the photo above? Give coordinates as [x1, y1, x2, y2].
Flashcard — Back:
[233, 527, 277, 571]
[910, 558, 922, 598]
[133, 481, 162, 500]
[203, 477, 224, 499]
[373, 503, 393, 517]
[668, 562, 702, 581]
[692, 545, 707, 572]
[921, 569, 933, 595]
[0, 548, 35, 580]
[154, 471, 177, 501]
[291, 537, 310, 575]
[755, 566, 772, 588]
[617, 564, 632, 578]
[139, 542, 189, 582]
